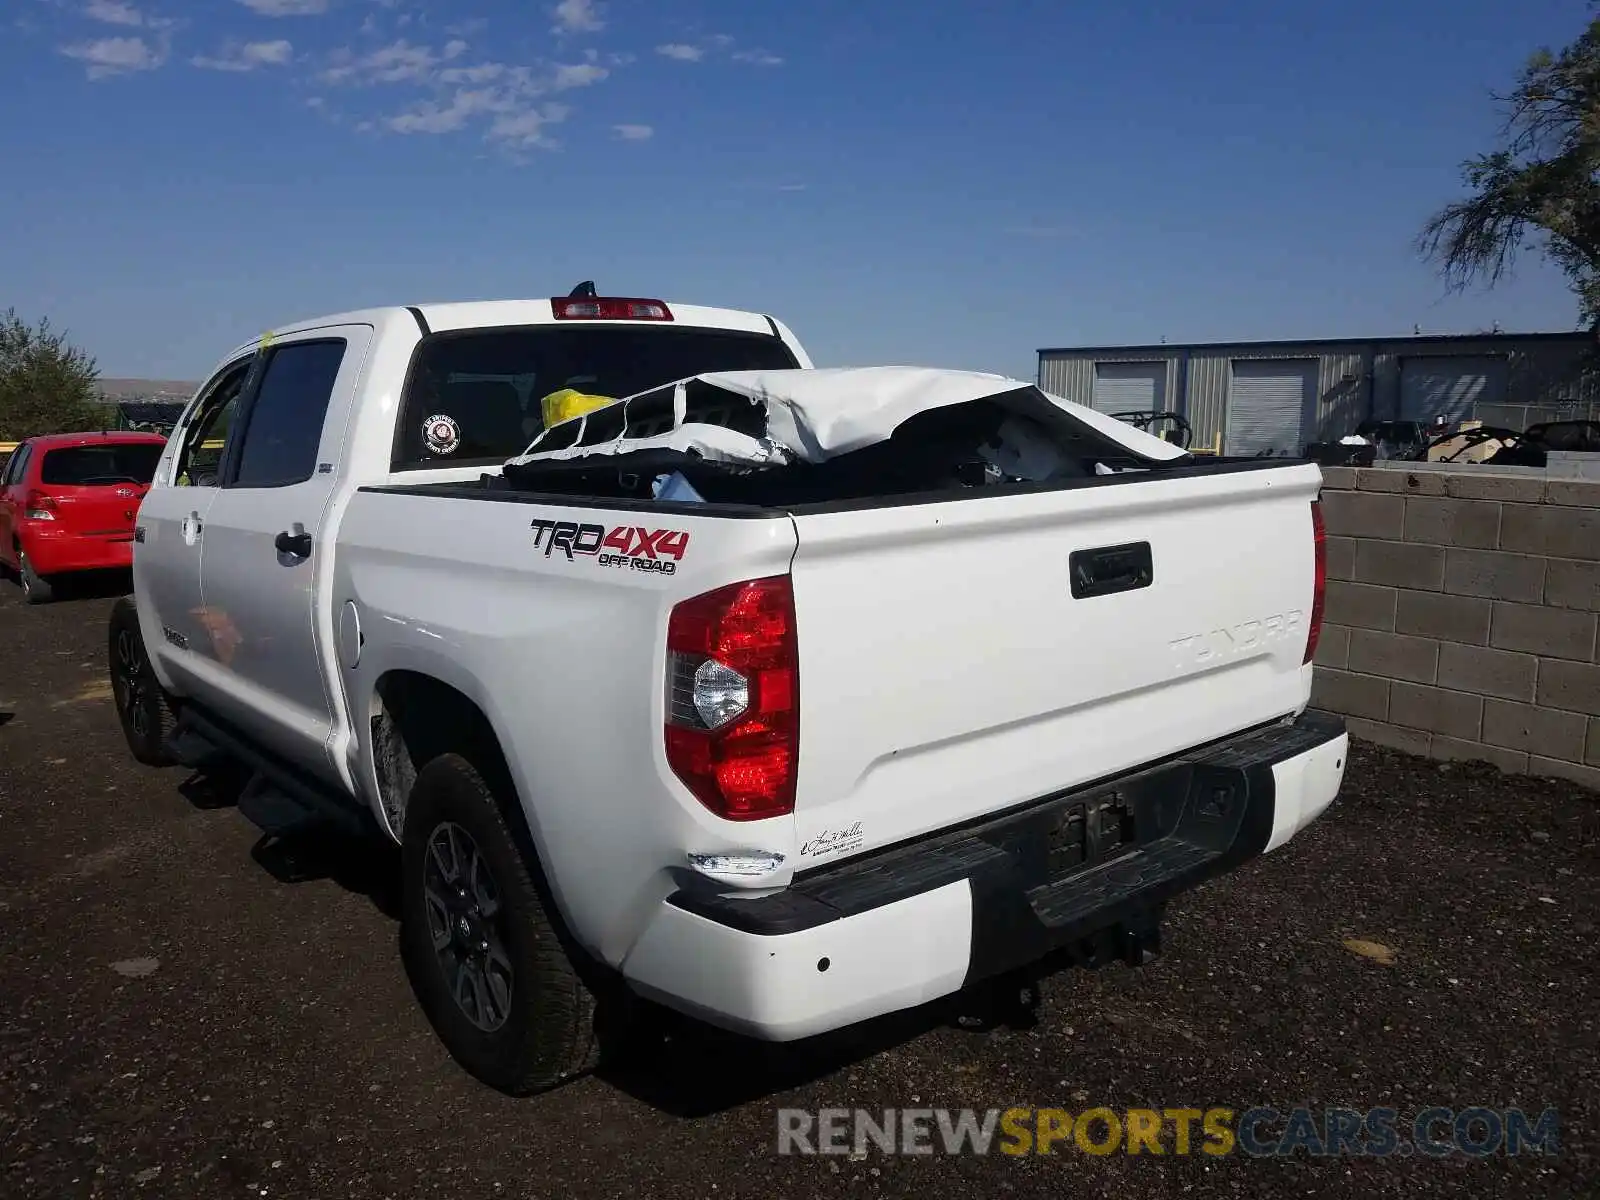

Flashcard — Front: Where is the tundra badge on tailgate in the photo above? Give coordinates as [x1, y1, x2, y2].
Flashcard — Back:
[530, 517, 689, 575]
[1168, 610, 1304, 669]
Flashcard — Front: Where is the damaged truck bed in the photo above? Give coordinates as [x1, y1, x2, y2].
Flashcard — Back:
[485, 365, 1198, 507]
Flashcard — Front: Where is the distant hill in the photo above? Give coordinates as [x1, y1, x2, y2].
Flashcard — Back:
[98, 377, 199, 401]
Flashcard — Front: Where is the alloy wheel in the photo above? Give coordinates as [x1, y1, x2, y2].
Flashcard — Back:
[422, 821, 514, 1032]
[112, 626, 150, 738]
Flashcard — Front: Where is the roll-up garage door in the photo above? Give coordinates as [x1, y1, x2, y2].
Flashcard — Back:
[1225, 359, 1317, 457]
[1091, 361, 1165, 415]
[1399, 356, 1508, 424]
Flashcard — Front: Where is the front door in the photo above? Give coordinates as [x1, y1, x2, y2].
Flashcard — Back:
[132, 360, 250, 698]
[194, 326, 371, 783]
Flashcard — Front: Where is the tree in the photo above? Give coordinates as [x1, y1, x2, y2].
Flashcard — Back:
[1418, 13, 1600, 331]
[0, 308, 104, 442]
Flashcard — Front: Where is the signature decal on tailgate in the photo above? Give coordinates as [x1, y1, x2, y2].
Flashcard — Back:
[800, 821, 865, 860]
[530, 517, 689, 575]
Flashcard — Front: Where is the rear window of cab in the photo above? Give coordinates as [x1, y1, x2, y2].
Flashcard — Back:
[393, 325, 800, 470]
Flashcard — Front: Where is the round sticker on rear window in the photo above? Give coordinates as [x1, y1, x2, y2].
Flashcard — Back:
[422, 414, 461, 456]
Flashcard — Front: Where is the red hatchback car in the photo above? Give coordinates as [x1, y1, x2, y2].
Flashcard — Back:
[0, 431, 167, 604]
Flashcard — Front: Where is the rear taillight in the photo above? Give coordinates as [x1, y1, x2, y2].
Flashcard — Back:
[1303, 498, 1326, 665]
[551, 297, 673, 321]
[23, 491, 57, 521]
[664, 575, 799, 821]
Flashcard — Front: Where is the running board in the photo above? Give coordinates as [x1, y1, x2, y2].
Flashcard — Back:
[165, 708, 370, 839]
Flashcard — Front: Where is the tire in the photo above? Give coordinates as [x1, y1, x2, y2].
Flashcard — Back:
[18, 550, 53, 605]
[400, 752, 600, 1095]
[108, 598, 177, 767]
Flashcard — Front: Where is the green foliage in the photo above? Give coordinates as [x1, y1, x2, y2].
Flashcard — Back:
[0, 308, 104, 442]
[1418, 13, 1600, 328]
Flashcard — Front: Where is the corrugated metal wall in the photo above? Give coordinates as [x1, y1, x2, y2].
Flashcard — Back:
[1039, 335, 1600, 452]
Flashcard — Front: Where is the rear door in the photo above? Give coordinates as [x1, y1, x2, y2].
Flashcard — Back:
[33, 440, 164, 543]
[134, 360, 252, 697]
[193, 325, 372, 783]
[0, 442, 32, 566]
[785, 463, 1324, 867]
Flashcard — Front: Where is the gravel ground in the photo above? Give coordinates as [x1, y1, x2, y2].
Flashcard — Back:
[1, 576, 1597, 1199]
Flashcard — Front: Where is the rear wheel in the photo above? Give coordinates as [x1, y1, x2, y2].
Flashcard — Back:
[400, 752, 600, 1095]
[108, 598, 177, 766]
[18, 550, 53, 605]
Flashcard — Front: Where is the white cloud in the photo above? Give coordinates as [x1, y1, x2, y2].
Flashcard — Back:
[61, 34, 165, 79]
[193, 39, 294, 72]
[552, 60, 606, 88]
[82, 1, 177, 31]
[322, 38, 439, 84]
[326, 38, 610, 97]
[387, 87, 498, 134]
[655, 36, 783, 66]
[85, 1, 143, 26]
[551, 0, 602, 34]
[613, 123, 652, 140]
[490, 103, 569, 148]
[334, 34, 603, 156]
[439, 62, 505, 84]
[655, 43, 702, 62]
[236, 0, 328, 14]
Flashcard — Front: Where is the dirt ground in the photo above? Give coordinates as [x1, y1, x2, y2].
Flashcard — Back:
[1, 576, 1596, 1199]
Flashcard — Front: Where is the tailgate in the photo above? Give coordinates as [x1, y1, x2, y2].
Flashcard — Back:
[43, 483, 147, 537]
[786, 461, 1324, 867]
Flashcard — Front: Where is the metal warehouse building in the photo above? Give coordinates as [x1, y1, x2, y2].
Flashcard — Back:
[1037, 331, 1600, 456]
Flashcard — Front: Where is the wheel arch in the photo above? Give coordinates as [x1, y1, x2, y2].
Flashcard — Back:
[369, 667, 611, 989]
[370, 668, 515, 839]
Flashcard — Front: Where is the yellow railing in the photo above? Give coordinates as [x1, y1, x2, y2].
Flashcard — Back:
[0, 438, 223, 454]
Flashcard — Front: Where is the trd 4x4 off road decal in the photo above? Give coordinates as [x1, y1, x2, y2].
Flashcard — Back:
[530, 517, 689, 575]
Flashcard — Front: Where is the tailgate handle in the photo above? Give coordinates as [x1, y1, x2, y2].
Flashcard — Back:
[1069, 542, 1153, 599]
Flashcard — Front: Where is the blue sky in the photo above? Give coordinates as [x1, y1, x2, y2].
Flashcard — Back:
[1, 0, 1592, 382]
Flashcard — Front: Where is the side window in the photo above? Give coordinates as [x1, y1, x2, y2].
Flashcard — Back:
[173, 362, 250, 488]
[0, 446, 20, 486]
[8, 445, 33, 485]
[230, 340, 348, 489]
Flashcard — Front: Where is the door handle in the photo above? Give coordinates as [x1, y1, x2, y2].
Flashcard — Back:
[1069, 541, 1154, 599]
[275, 530, 313, 558]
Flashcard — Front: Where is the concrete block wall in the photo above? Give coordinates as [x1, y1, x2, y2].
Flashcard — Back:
[1312, 462, 1600, 792]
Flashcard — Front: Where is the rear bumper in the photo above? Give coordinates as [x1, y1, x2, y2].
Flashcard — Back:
[21, 528, 135, 574]
[621, 709, 1348, 1041]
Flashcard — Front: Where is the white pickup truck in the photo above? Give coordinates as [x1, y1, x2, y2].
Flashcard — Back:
[108, 289, 1348, 1096]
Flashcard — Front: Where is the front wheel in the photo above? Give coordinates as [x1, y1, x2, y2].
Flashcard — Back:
[108, 598, 177, 766]
[400, 752, 600, 1095]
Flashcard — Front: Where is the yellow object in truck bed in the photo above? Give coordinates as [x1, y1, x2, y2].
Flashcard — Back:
[541, 388, 617, 428]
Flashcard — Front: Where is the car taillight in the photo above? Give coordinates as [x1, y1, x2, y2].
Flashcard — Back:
[23, 491, 57, 521]
[551, 296, 673, 321]
[664, 575, 799, 821]
[1303, 498, 1326, 665]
